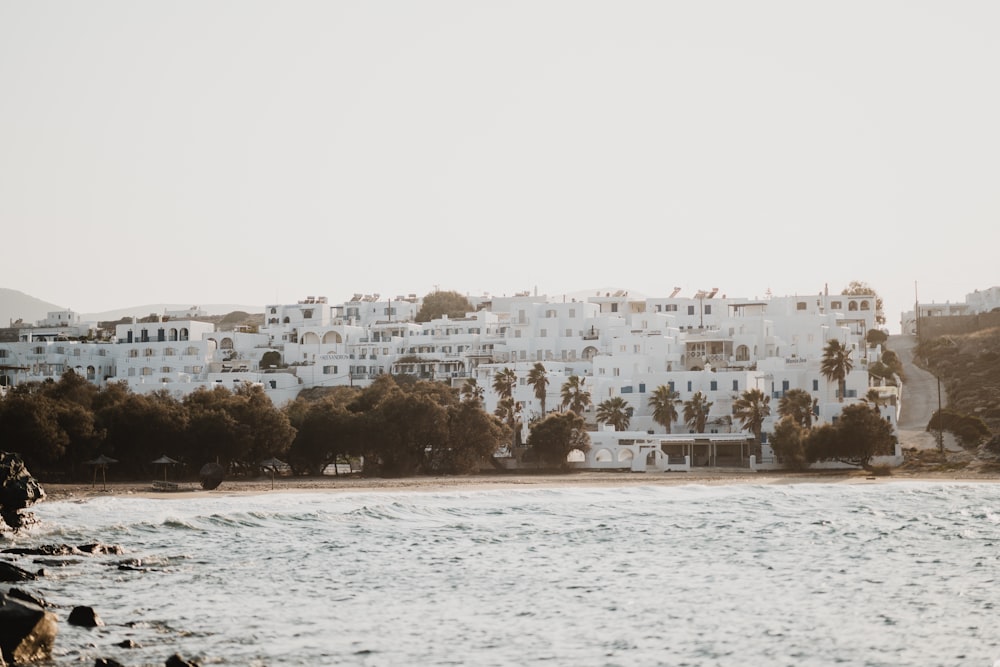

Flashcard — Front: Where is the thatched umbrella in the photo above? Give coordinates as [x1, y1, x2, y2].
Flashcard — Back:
[260, 457, 286, 490]
[151, 455, 180, 482]
[83, 455, 118, 491]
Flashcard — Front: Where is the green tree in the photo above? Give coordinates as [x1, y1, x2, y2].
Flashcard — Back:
[683, 391, 713, 433]
[806, 403, 896, 469]
[733, 388, 770, 455]
[559, 376, 592, 415]
[0, 390, 71, 472]
[526, 363, 549, 416]
[648, 385, 681, 433]
[492, 368, 520, 449]
[526, 411, 591, 470]
[866, 328, 888, 347]
[286, 397, 354, 475]
[460, 378, 484, 406]
[426, 402, 508, 474]
[596, 396, 631, 431]
[769, 416, 809, 470]
[415, 290, 474, 322]
[777, 388, 814, 428]
[821, 338, 854, 402]
[365, 389, 449, 476]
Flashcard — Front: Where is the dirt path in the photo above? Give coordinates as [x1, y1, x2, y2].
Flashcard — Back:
[891, 334, 959, 451]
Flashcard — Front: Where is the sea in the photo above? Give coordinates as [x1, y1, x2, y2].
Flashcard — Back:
[5, 481, 1000, 667]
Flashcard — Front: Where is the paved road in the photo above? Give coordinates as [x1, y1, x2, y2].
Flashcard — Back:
[890, 334, 958, 450]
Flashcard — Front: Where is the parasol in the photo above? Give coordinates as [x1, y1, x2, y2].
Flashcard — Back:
[151, 454, 180, 481]
[83, 454, 118, 491]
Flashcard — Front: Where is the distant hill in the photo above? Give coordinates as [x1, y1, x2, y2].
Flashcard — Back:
[82, 304, 263, 322]
[0, 288, 65, 327]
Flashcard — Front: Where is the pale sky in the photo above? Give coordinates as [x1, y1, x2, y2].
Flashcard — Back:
[2, 2, 998, 332]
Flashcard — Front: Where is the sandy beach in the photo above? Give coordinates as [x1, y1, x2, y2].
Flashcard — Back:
[36, 465, 1000, 503]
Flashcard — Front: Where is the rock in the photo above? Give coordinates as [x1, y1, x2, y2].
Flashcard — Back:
[6, 588, 47, 608]
[0, 452, 45, 532]
[165, 653, 200, 666]
[95, 659, 126, 667]
[78, 543, 125, 555]
[0, 560, 37, 582]
[0, 591, 58, 664]
[116, 639, 139, 648]
[68, 605, 104, 627]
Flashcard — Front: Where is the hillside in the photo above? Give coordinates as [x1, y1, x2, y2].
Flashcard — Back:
[917, 327, 1000, 435]
[0, 288, 64, 326]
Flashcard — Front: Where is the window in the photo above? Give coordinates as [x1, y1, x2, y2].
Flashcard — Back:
[565, 329, 572, 337]
[610, 303, 618, 313]
[621, 385, 633, 393]
[710, 380, 717, 391]
[323, 365, 338, 374]
[638, 383, 646, 393]
[687, 381, 692, 391]
[860, 300, 871, 311]
[831, 301, 842, 310]
[782, 380, 790, 391]
[539, 329, 547, 338]
[813, 379, 819, 391]
[704, 305, 712, 315]
[569, 308, 576, 317]
[687, 306, 695, 315]
[733, 380, 739, 391]
[666, 304, 677, 312]
[797, 302, 807, 310]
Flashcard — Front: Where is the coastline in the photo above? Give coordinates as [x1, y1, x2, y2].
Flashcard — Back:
[37, 467, 1000, 503]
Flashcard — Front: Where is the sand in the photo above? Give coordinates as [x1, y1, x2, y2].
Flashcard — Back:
[36, 465, 1000, 503]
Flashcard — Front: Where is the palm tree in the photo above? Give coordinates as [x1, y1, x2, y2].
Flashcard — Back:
[778, 388, 814, 428]
[733, 388, 770, 454]
[460, 378, 484, 405]
[683, 391, 714, 433]
[596, 396, 631, 431]
[492, 368, 519, 449]
[526, 362, 549, 416]
[648, 385, 681, 433]
[821, 338, 854, 402]
[560, 375, 592, 415]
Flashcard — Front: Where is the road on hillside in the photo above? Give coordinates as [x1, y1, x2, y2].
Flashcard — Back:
[890, 334, 956, 450]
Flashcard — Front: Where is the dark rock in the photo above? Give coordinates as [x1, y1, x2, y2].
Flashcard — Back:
[95, 659, 126, 667]
[0, 452, 45, 531]
[0, 560, 37, 582]
[68, 605, 104, 627]
[165, 653, 200, 666]
[7, 588, 47, 608]
[116, 639, 139, 648]
[3, 544, 79, 556]
[78, 543, 125, 555]
[0, 591, 58, 664]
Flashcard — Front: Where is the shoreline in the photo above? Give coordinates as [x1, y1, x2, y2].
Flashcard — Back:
[36, 467, 1000, 502]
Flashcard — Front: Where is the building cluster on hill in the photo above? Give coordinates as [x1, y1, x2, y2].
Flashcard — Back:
[0, 286, 902, 468]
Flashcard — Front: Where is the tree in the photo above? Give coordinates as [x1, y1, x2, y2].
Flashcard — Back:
[560, 376, 591, 415]
[286, 397, 354, 475]
[842, 280, 885, 325]
[460, 378, 484, 406]
[733, 388, 770, 454]
[415, 290, 474, 322]
[866, 328, 888, 347]
[526, 412, 590, 470]
[365, 389, 449, 476]
[806, 403, 896, 469]
[821, 338, 854, 402]
[492, 368, 520, 449]
[777, 388, 814, 429]
[427, 402, 507, 474]
[526, 363, 549, 416]
[648, 385, 681, 433]
[683, 392, 713, 433]
[596, 396, 631, 431]
[769, 416, 809, 470]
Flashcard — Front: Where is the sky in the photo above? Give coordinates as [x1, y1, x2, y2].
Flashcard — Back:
[1, 2, 998, 332]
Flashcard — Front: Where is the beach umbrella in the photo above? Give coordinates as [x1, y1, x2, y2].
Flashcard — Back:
[151, 455, 180, 481]
[83, 455, 118, 491]
[199, 462, 224, 490]
[260, 457, 286, 490]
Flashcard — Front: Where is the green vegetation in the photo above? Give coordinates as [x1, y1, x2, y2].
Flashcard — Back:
[648, 385, 681, 434]
[733, 388, 770, 457]
[596, 396, 631, 431]
[559, 375, 591, 415]
[771, 403, 896, 471]
[414, 290, 474, 322]
[0, 370, 510, 481]
[682, 391, 713, 433]
[526, 411, 590, 470]
[918, 327, 1000, 440]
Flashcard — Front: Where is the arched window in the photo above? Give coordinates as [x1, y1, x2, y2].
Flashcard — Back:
[849, 302, 859, 311]
[735, 345, 750, 361]
[860, 300, 871, 311]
